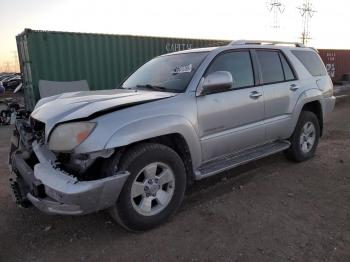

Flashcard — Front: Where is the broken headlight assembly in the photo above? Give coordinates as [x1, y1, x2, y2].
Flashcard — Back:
[49, 122, 96, 152]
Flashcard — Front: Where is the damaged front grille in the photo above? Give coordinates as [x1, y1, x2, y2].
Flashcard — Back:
[30, 117, 45, 143]
[56, 149, 116, 181]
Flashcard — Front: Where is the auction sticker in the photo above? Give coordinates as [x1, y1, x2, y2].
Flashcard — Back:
[173, 64, 193, 74]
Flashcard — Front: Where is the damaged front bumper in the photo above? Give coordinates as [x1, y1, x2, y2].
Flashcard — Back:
[9, 122, 129, 215]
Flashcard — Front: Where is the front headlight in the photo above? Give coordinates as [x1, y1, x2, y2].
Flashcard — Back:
[49, 122, 96, 152]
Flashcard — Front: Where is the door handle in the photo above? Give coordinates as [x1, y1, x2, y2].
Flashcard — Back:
[290, 84, 299, 91]
[249, 91, 262, 99]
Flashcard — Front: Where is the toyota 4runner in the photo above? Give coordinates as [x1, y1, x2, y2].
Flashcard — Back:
[9, 40, 335, 231]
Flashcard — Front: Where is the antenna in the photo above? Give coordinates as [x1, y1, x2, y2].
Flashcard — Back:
[297, 0, 316, 45]
[266, 0, 285, 29]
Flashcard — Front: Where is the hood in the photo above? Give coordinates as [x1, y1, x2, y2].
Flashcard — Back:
[31, 89, 176, 132]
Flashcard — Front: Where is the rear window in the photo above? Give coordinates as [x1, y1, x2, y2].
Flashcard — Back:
[291, 50, 327, 76]
[256, 50, 284, 84]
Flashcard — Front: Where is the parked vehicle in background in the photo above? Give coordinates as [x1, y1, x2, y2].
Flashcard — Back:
[0, 98, 28, 125]
[3, 76, 22, 90]
[9, 40, 335, 231]
[0, 82, 5, 94]
[0, 73, 22, 92]
[0, 74, 11, 81]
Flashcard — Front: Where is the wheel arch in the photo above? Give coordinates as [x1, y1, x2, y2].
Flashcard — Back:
[301, 100, 323, 136]
[104, 116, 201, 182]
[290, 89, 324, 137]
[123, 134, 195, 185]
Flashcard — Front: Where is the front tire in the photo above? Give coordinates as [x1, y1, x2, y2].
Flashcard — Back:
[110, 143, 186, 231]
[285, 111, 320, 162]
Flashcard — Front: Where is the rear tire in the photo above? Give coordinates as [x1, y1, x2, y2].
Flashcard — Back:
[109, 143, 186, 231]
[285, 111, 320, 162]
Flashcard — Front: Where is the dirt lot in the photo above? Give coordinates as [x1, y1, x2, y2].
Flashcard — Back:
[0, 96, 350, 262]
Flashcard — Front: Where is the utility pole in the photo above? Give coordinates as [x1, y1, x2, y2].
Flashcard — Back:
[4, 61, 10, 72]
[11, 50, 19, 72]
[266, 0, 285, 29]
[297, 0, 316, 45]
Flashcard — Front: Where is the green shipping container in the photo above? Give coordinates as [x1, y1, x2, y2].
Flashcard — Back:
[16, 29, 229, 111]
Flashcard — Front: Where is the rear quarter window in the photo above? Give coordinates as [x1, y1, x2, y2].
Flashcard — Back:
[279, 53, 296, 81]
[291, 50, 327, 76]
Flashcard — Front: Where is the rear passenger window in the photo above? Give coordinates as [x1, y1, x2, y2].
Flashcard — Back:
[206, 51, 254, 88]
[256, 51, 284, 84]
[291, 50, 327, 76]
[279, 53, 296, 81]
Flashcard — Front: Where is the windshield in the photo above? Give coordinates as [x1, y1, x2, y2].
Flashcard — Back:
[121, 52, 208, 92]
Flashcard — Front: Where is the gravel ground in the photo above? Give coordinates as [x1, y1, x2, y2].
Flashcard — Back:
[0, 96, 349, 262]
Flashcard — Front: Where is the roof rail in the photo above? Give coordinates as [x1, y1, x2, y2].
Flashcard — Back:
[229, 40, 305, 47]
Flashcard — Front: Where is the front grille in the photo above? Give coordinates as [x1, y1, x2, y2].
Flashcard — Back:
[30, 117, 45, 142]
[30, 117, 45, 132]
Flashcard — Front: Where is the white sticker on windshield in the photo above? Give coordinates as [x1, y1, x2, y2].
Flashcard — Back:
[173, 64, 193, 74]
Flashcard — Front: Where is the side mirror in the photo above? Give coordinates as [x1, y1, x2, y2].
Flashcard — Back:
[197, 71, 233, 96]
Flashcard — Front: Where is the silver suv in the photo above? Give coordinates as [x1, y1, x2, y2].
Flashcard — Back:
[9, 40, 335, 231]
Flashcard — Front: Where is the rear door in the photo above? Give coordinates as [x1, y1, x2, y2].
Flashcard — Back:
[254, 49, 300, 141]
[197, 50, 266, 161]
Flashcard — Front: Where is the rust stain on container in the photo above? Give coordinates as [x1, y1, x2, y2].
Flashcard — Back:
[318, 49, 350, 83]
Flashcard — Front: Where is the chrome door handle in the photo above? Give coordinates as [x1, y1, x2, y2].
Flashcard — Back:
[249, 91, 262, 99]
[290, 84, 299, 91]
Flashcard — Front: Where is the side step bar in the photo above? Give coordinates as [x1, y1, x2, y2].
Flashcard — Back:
[195, 140, 291, 180]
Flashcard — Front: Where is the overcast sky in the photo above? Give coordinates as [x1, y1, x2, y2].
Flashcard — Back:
[0, 0, 348, 71]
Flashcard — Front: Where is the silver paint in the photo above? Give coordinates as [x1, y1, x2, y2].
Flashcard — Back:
[18, 43, 335, 216]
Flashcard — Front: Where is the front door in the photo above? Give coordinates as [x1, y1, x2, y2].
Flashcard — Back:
[197, 50, 266, 162]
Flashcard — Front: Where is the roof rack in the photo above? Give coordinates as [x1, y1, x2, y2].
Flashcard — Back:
[229, 40, 305, 47]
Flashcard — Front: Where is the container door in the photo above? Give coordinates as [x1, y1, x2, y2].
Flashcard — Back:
[16, 34, 35, 111]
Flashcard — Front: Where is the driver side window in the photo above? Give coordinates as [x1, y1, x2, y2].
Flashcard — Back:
[206, 51, 254, 89]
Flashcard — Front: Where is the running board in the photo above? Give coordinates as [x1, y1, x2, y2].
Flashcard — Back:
[195, 140, 290, 180]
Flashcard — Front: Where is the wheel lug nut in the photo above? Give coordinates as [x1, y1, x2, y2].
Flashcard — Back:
[148, 179, 153, 184]
[146, 193, 150, 197]
[144, 186, 149, 191]
[155, 178, 159, 183]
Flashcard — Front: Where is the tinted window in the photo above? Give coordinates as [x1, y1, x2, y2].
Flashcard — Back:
[256, 51, 284, 84]
[292, 50, 327, 76]
[206, 51, 254, 88]
[280, 53, 296, 81]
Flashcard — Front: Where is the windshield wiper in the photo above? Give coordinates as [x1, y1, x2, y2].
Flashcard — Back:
[136, 84, 181, 93]
[136, 84, 167, 91]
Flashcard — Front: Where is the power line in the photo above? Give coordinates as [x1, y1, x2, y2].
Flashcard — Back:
[297, 0, 316, 45]
[4, 61, 10, 72]
[11, 50, 19, 72]
[266, 0, 285, 29]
